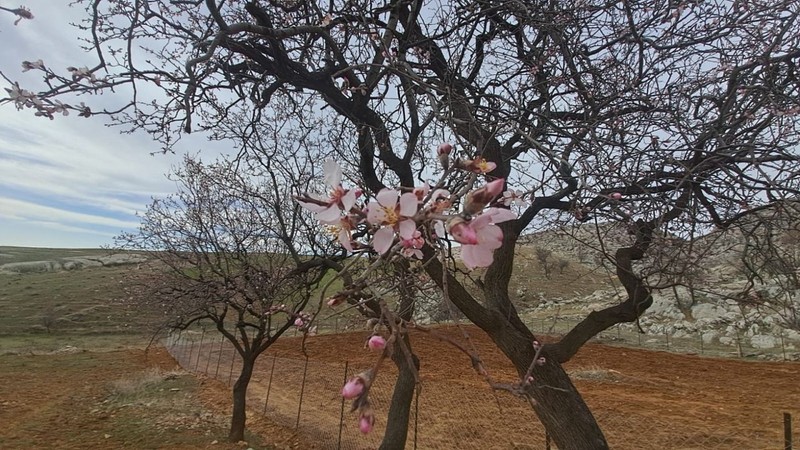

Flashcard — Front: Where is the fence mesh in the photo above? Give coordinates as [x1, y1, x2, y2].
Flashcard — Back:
[164, 331, 793, 449]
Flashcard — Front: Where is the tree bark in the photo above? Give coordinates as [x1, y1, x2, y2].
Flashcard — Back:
[379, 335, 420, 450]
[228, 355, 255, 442]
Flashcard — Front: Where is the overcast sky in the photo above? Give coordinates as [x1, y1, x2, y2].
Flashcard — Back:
[0, 2, 209, 248]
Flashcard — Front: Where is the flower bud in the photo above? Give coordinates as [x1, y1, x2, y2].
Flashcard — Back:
[437, 143, 452, 170]
[447, 217, 478, 245]
[609, 192, 622, 200]
[464, 178, 505, 215]
[326, 294, 346, 307]
[341, 378, 364, 399]
[367, 335, 386, 351]
[359, 413, 375, 434]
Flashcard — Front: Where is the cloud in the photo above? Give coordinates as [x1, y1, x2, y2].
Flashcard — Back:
[0, 197, 140, 229]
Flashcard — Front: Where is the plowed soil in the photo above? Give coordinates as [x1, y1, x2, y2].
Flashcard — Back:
[2, 326, 798, 449]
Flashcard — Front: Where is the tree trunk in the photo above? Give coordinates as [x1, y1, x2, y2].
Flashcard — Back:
[229, 355, 255, 442]
[379, 336, 419, 450]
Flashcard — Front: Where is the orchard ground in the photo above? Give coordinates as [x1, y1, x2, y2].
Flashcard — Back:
[3, 327, 797, 449]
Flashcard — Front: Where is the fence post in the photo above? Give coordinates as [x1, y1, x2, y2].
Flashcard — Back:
[545, 431, 551, 450]
[665, 330, 670, 350]
[780, 331, 787, 361]
[785, 412, 793, 450]
[214, 335, 224, 378]
[228, 345, 236, 386]
[296, 356, 310, 429]
[187, 334, 196, 370]
[414, 387, 419, 450]
[195, 328, 206, 371]
[264, 356, 277, 415]
[337, 361, 349, 450]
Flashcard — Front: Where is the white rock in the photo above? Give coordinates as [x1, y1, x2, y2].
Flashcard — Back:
[750, 334, 778, 349]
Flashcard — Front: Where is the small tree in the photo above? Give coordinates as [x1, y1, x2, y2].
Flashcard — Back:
[119, 156, 333, 442]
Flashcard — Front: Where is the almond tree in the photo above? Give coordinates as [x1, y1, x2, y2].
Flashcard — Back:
[3, 1, 800, 447]
[118, 156, 336, 442]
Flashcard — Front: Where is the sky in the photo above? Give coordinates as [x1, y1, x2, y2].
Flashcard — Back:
[0, 2, 210, 248]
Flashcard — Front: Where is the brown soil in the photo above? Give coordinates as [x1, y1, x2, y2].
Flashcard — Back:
[2, 328, 798, 449]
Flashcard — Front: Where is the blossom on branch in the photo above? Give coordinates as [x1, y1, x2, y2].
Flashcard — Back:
[366, 188, 419, 254]
[297, 159, 359, 225]
[448, 208, 517, 269]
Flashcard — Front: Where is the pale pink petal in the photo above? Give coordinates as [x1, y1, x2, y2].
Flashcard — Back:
[366, 200, 386, 224]
[297, 199, 328, 213]
[469, 212, 494, 230]
[323, 158, 342, 188]
[376, 188, 398, 207]
[462, 244, 494, 269]
[398, 192, 418, 217]
[341, 189, 357, 211]
[433, 221, 445, 237]
[398, 219, 416, 240]
[316, 205, 341, 224]
[372, 227, 395, 254]
[338, 229, 353, 252]
[485, 208, 517, 224]
[477, 224, 504, 250]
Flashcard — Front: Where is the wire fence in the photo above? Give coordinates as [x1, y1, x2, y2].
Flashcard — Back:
[164, 331, 795, 449]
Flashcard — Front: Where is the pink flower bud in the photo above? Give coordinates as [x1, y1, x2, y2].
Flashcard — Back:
[341, 377, 364, 399]
[367, 335, 386, 351]
[437, 142, 452, 156]
[447, 218, 478, 245]
[359, 414, 375, 434]
[294, 318, 304, 327]
[464, 178, 505, 215]
[326, 294, 346, 307]
[609, 192, 622, 200]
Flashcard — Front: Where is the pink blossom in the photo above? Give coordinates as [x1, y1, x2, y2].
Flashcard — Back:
[502, 190, 529, 207]
[460, 157, 496, 174]
[367, 335, 386, 351]
[609, 192, 622, 200]
[400, 230, 424, 259]
[341, 377, 364, 400]
[359, 413, 375, 434]
[294, 317, 304, 327]
[297, 159, 359, 226]
[452, 208, 517, 269]
[367, 189, 419, 254]
[326, 294, 347, 307]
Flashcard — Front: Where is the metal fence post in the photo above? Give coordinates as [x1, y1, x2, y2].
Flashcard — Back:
[215, 335, 224, 378]
[228, 344, 236, 386]
[296, 356, 310, 429]
[785, 412, 793, 450]
[187, 334, 195, 369]
[263, 356, 277, 415]
[195, 328, 205, 371]
[337, 361, 349, 450]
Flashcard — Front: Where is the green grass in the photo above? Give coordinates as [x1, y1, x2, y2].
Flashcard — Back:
[0, 246, 116, 265]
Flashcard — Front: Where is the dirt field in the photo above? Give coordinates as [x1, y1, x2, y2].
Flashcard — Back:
[2, 327, 798, 449]
[235, 326, 800, 449]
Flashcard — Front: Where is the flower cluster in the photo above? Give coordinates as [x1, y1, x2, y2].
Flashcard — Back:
[296, 145, 527, 270]
[341, 370, 375, 434]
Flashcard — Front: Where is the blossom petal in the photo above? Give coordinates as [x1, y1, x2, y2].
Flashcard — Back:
[338, 228, 353, 252]
[462, 244, 494, 269]
[324, 158, 342, 188]
[297, 199, 328, 213]
[316, 205, 341, 224]
[372, 227, 395, 254]
[398, 219, 416, 240]
[341, 189, 357, 212]
[376, 188, 398, 207]
[366, 200, 386, 224]
[476, 224, 504, 250]
[485, 208, 517, 224]
[399, 193, 418, 217]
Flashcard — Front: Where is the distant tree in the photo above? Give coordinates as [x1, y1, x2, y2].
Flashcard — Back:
[4, 1, 800, 447]
[535, 248, 554, 279]
[557, 258, 570, 275]
[118, 156, 335, 442]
